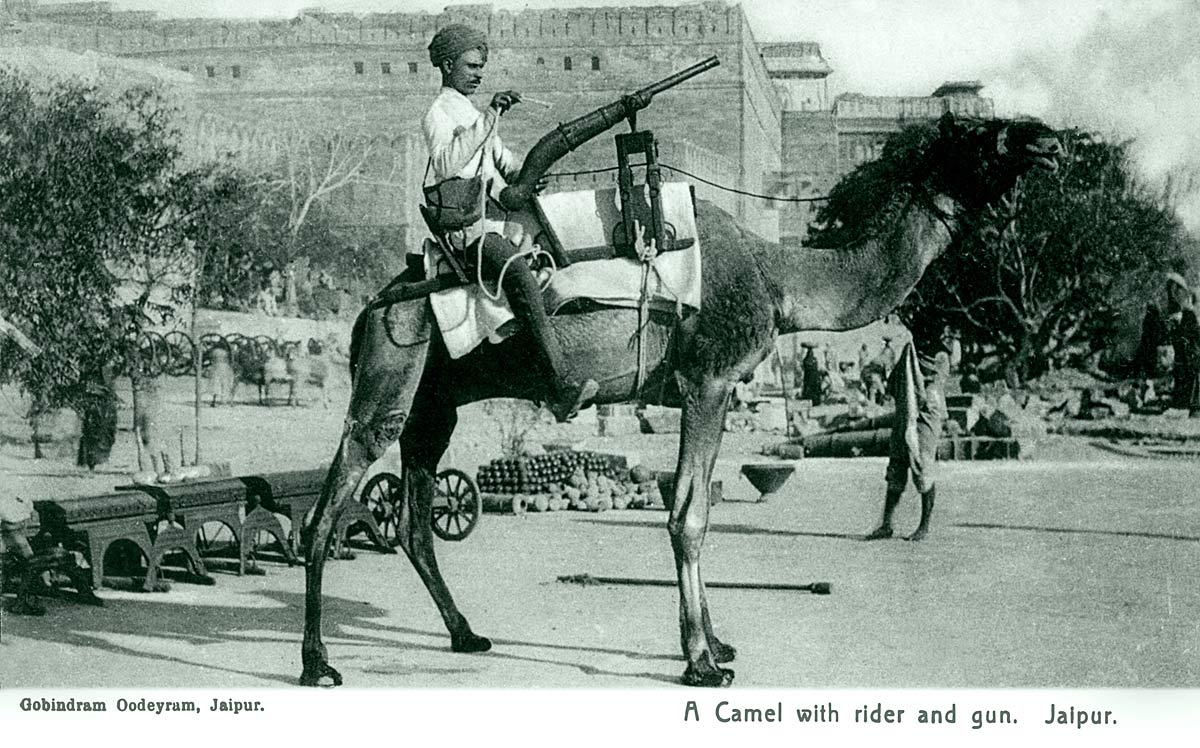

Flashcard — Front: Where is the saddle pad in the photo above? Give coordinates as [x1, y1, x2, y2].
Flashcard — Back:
[425, 240, 515, 360]
[538, 182, 702, 312]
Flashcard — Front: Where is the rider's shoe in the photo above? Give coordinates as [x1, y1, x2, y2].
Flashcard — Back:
[549, 379, 600, 424]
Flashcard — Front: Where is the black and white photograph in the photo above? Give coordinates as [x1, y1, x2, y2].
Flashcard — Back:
[1, 0, 1197, 742]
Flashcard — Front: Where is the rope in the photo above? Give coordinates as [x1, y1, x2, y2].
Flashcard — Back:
[543, 163, 831, 203]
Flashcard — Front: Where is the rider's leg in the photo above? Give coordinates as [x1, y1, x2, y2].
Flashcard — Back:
[478, 234, 597, 422]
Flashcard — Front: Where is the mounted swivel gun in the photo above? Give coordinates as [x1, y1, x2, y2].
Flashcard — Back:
[498, 55, 720, 263]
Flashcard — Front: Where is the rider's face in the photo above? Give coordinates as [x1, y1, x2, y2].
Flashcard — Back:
[443, 48, 486, 96]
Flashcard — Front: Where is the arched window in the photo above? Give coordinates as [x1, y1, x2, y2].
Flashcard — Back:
[536, 56, 545, 65]
[563, 56, 572, 70]
[591, 55, 600, 71]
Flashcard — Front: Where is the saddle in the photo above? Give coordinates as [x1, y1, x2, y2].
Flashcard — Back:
[372, 183, 699, 311]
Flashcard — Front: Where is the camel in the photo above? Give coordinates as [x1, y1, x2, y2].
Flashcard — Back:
[299, 113, 1062, 688]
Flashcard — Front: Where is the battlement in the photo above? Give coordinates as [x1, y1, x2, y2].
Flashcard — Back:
[761, 41, 831, 79]
[4, 1, 749, 54]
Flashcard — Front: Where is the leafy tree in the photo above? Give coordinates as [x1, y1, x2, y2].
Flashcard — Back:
[0, 70, 200, 463]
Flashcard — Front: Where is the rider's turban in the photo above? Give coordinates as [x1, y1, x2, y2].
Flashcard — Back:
[428, 24, 488, 68]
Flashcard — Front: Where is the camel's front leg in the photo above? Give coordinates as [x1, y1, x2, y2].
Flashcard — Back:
[669, 373, 735, 687]
[396, 393, 491, 653]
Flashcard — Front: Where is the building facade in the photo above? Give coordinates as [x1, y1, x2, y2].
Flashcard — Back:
[1, 1, 994, 248]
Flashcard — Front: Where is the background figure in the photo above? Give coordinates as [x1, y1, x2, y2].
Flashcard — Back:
[1, 495, 42, 615]
[880, 336, 898, 378]
[1132, 303, 1163, 380]
[207, 347, 236, 407]
[132, 375, 167, 473]
[799, 344, 824, 405]
[1174, 305, 1200, 416]
[255, 280, 279, 317]
[1166, 273, 1200, 415]
[865, 340, 949, 542]
[74, 366, 118, 471]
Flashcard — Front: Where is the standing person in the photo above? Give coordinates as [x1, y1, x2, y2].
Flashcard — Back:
[1166, 273, 1200, 416]
[799, 343, 824, 405]
[864, 326, 951, 542]
[1, 495, 44, 615]
[422, 24, 597, 422]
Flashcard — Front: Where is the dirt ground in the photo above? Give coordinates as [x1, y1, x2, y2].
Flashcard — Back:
[1, 377, 1198, 689]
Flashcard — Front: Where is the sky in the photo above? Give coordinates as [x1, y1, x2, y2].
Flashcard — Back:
[41, 0, 1200, 227]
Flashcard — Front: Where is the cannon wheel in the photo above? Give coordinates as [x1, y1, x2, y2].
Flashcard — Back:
[432, 468, 481, 542]
[163, 330, 195, 376]
[253, 335, 278, 357]
[131, 330, 169, 378]
[359, 472, 402, 547]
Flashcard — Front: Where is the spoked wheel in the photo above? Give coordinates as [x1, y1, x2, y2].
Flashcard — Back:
[130, 330, 170, 378]
[432, 468, 481, 542]
[163, 330, 195, 376]
[359, 472, 403, 547]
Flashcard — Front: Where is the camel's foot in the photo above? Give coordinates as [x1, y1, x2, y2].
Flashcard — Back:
[710, 639, 737, 664]
[299, 658, 343, 687]
[906, 528, 929, 542]
[681, 661, 734, 688]
[451, 631, 493, 653]
[863, 526, 893, 541]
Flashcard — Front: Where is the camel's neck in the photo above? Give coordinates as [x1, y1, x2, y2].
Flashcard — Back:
[763, 193, 960, 333]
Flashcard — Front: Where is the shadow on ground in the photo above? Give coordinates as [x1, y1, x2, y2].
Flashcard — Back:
[2, 584, 683, 687]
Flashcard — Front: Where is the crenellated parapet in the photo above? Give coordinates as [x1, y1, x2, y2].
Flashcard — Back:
[3, 2, 745, 54]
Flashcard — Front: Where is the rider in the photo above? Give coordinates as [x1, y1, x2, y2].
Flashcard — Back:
[422, 24, 598, 423]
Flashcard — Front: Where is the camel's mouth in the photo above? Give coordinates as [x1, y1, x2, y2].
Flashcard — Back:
[1026, 138, 1063, 173]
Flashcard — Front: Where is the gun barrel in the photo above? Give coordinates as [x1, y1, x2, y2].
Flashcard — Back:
[639, 55, 721, 101]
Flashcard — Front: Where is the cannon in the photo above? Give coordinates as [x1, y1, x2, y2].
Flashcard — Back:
[498, 55, 720, 213]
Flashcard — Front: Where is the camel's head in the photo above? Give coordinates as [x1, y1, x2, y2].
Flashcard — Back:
[931, 113, 1063, 211]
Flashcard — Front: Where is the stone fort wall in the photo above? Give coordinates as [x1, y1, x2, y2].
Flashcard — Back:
[2, 2, 781, 241]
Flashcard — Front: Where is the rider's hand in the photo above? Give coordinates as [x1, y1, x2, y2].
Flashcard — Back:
[490, 90, 522, 115]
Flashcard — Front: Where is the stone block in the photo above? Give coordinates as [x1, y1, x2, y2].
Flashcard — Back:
[640, 406, 682, 434]
[946, 406, 979, 433]
[597, 403, 637, 418]
[597, 415, 641, 437]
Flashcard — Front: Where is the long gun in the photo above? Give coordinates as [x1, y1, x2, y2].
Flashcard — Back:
[497, 55, 720, 211]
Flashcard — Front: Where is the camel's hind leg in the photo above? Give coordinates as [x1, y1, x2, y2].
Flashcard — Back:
[669, 373, 735, 687]
[392, 369, 491, 653]
[299, 431, 380, 687]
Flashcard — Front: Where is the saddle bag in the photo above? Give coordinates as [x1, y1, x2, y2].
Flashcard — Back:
[422, 175, 484, 231]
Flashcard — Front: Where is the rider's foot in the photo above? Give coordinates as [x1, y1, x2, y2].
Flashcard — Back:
[549, 379, 599, 423]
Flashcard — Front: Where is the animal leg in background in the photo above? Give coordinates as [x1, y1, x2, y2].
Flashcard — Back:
[668, 372, 735, 687]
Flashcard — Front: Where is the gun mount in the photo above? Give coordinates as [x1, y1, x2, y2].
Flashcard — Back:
[497, 55, 720, 211]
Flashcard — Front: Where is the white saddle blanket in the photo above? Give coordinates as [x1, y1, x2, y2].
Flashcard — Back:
[427, 182, 702, 359]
